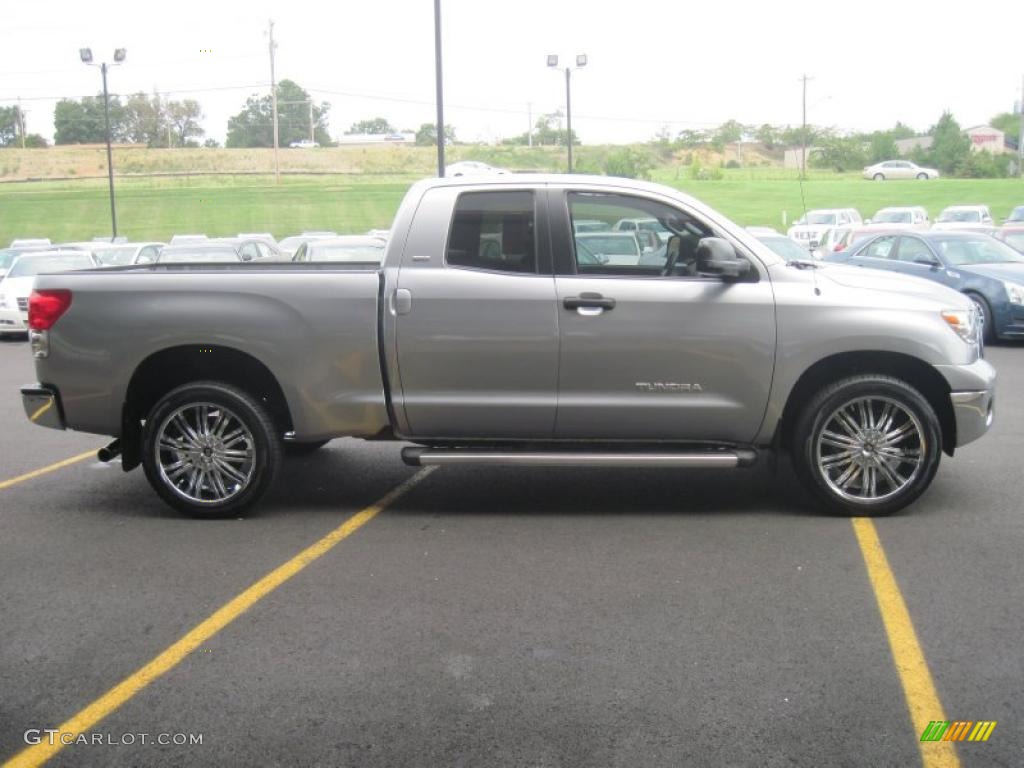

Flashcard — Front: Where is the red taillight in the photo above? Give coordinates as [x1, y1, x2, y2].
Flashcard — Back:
[28, 289, 73, 331]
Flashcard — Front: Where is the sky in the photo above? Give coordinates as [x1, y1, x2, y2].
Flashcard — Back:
[1, 0, 1021, 146]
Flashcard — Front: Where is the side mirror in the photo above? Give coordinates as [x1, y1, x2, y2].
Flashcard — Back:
[914, 258, 941, 269]
[696, 237, 751, 280]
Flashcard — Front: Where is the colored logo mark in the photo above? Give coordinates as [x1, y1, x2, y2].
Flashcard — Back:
[920, 720, 997, 742]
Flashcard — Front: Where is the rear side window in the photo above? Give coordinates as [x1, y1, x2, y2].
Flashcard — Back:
[446, 191, 536, 273]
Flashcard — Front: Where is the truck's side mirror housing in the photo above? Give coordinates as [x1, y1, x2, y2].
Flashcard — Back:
[696, 237, 751, 280]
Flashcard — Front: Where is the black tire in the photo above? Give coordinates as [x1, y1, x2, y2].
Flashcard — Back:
[916, 172, 928, 180]
[873, 173, 885, 181]
[283, 439, 330, 456]
[965, 292, 995, 345]
[791, 375, 942, 516]
[141, 381, 281, 517]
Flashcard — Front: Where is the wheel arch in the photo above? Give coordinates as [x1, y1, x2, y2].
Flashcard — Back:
[778, 351, 955, 456]
[121, 345, 293, 470]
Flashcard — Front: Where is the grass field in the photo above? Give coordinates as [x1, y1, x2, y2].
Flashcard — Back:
[0, 163, 1021, 246]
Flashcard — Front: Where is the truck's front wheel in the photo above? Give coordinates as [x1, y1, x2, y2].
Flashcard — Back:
[792, 375, 941, 516]
[142, 381, 281, 517]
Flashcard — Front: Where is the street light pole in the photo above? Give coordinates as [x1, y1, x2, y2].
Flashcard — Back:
[433, 0, 445, 177]
[81, 47, 125, 241]
[100, 63, 117, 239]
[547, 54, 586, 173]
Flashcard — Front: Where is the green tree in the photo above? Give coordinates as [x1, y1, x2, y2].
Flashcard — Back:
[926, 111, 970, 175]
[53, 95, 126, 144]
[755, 124, 780, 150]
[226, 80, 330, 148]
[122, 92, 164, 146]
[0, 105, 21, 146]
[23, 133, 47, 148]
[347, 117, 395, 135]
[675, 128, 708, 148]
[603, 147, 654, 180]
[811, 135, 867, 171]
[711, 119, 743, 151]
[866, 132, 898, 163]
[166, 99, 204, 147]
[501, 111, 578, 146]
[415, 122, 456, 146]
[988, 112, 1019, 144]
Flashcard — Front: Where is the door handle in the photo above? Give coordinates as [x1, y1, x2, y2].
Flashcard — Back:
[563, 292, 616, 311]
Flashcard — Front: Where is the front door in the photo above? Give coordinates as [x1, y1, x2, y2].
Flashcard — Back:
[549, 189, 776, 443]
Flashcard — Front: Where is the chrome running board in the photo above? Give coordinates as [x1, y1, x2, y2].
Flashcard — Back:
[402, 447, 757, 468]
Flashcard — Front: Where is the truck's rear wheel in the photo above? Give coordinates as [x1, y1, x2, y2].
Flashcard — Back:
[792, 375, 941, 516]
[141, 381, 280, 517]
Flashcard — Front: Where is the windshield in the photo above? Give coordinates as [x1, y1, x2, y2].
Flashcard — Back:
[805, 213, 837, 226]
[92, 247, 138, 265]
[938, 209, 981, 223]
[1007, 206, 1024, 222]
[935, 237, 1024, 265]
[759, 236, 812, 261]
[874, 210, 912, 223]
[999, 233, 1024, 254]
[157, 247, 238, 263]
[306, 244, 385, 262]
[8, 253, 95, 277]
[0, 250, 16, 270]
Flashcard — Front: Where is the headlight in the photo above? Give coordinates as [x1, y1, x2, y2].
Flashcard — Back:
[1004, 281, 1024, 305]
[941, 308, 979, 345]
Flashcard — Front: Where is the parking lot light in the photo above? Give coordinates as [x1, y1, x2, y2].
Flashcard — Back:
[81, 48, 126, 239]
[547, 53, 587, 172]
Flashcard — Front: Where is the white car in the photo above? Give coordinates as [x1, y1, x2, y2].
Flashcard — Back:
[62, 241, 165, 266]
[864, 206, 930, 230]
[574, 232, 643, 266]
[444, 161, 509, 177]
[289, 140, 319, 149]
[0, 251, 99, 337]
[862, 160, 939, 181]
[787, 208, 862, 248]
[292, 236, 387, 263]
[932, 205, 995, 233]
[612, 217, 673, 244]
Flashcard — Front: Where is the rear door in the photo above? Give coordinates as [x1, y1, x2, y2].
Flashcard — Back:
[392, 186, 560, 439]
[549, 188, 776, 442]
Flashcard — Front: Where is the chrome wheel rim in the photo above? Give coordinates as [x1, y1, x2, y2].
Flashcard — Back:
[815, 396, 925, 504]
[155, 402, 256, 504]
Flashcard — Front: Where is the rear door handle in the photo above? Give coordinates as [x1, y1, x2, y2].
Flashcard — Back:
[563, 292, 616, 311]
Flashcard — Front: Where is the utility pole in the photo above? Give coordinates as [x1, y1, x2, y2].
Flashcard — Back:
[433, 0, 445, 177]
[268, 19, 279, 183]
[527, 102, 532, 147]
[565, 67, 573, 172]
[309, 100, 315, 144]
[101, 63, 118, 238]
[799, 74, 813, 179]
[1019, 74, 1023, 178]
[16, 98, 25, 148]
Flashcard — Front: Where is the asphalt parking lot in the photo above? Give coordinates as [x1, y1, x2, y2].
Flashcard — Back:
[0, 337, 1021, 768]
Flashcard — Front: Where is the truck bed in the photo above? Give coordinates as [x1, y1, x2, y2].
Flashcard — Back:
[32, 264, 391, 441]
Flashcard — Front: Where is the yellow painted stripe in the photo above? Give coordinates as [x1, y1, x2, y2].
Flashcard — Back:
[3, 467, 435, 768]
[0, 450, 97, 491]
[851, 518, 960, 768]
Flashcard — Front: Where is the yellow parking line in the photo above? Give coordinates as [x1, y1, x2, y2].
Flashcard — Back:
[3, 466, 436, 768]
[0, 450, 98, 491]
[851, 518, 960, 768]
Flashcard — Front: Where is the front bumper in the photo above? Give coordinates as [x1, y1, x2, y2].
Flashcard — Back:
[935, 358, 996, 448]
[21, 384, 66, 430]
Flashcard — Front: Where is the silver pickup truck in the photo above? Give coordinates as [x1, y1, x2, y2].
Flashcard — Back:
[21, 175, 995, 517]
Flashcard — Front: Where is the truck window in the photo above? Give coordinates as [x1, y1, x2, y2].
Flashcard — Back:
[446, 191, 536, 274]
[567, 192, 712, 277]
